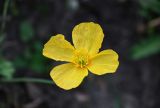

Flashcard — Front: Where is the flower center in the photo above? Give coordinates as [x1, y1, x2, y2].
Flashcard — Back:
[73, 50, 90, 68]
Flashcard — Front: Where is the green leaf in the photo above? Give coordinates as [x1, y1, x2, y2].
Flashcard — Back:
[20, 20, 34, 42]
[0, 59, 15, 79]
[131, 36, 160, 60]
[30, 41, 47, 73]
[13, 56, 28, 68]
[14, 41, 48, 73]
[139, 0, 160, 17]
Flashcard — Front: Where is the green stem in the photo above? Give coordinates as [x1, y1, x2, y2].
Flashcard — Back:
[1, 78, 53, 84]
[1, 0, 10, 33]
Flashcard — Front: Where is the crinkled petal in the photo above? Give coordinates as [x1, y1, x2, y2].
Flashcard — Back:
[50, 63, 88, 90]
[72, 22, 104, 55]
[87, 49, 119, 75]
[43, 34, 75, 62]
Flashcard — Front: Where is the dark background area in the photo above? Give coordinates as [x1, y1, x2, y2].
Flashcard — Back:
[0, 0, 160, 108]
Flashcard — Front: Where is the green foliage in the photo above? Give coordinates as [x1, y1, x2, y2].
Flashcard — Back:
[139, 0, 160, 18]
[0, 59, 15, 79]
[131, 0, 160, 60]
[20, 21, 34, 42]
[131, 36, 160, 60]
[14, 41, 49, 73]
[0, 33, 5, 45]
[30, 41, 48, 73]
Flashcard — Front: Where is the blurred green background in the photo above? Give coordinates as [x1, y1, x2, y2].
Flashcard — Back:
[0, 0, 160, 108]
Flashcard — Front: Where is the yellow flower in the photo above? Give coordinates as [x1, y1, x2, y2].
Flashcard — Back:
[43, 22, 119, 90]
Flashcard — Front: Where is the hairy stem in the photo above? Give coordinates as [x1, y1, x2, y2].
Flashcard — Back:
[1, 78, 53, 84]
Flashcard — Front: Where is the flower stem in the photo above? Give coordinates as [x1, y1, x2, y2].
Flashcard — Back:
[1, 0, 10, 33]
[1, 78, 53, 84]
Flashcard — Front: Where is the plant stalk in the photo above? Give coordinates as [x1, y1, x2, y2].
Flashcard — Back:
[1, 78, 53, 84]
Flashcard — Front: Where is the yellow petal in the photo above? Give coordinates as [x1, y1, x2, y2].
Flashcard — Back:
[43, 34, 75, 62]
[50, 63, 88, 90]
[72, 22, 104, 55]
[87, 49, 119, 75]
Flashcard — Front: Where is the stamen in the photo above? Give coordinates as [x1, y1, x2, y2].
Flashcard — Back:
[73, 50, 90, 68]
